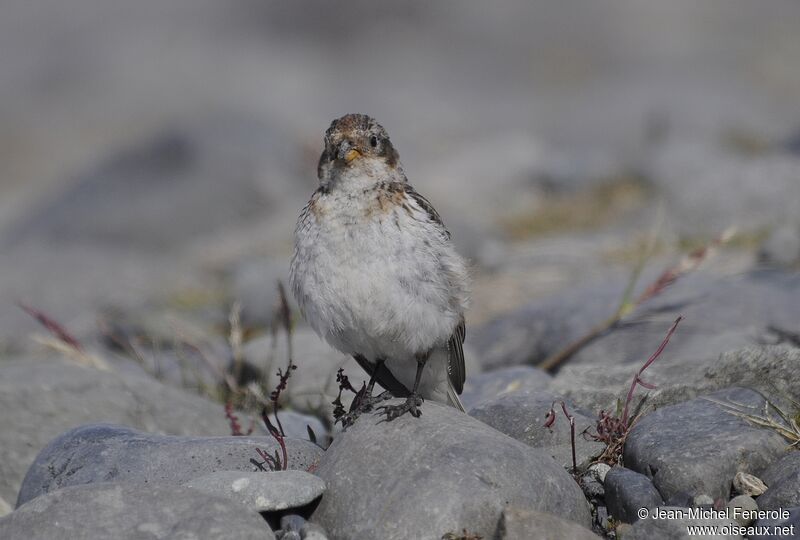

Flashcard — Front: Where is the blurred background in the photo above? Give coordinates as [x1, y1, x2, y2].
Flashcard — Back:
[2, 0, 799, 360]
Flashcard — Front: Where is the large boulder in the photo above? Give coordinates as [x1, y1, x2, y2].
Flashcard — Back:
[623, 387, 787, 502]
[460, 365, 552, 410]
[757, 452, 800, 511]
[469, 391, 605, 470]
[183, 470, 325, 513]
[623, 506, 741, 540]
[604, 466, 664, 524]
[496, 507, 600, 539]
[17, 423, 322, 506]
[0, 357, 235, 505]
[548, 344, 800, 416]
[312, 399, 591, 540]
[0, 482, 274, 540]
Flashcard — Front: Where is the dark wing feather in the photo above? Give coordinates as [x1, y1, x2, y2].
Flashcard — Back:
[403, 185, 451, 239]
[403, 184, 465, 394]
[447, 316, 466, 394]
[351, 355, 411, 397]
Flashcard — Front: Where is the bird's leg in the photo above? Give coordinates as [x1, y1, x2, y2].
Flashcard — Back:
[377, 355, 426, 421]
[356, 359, 393, 408]
[337, 358, 392, 428]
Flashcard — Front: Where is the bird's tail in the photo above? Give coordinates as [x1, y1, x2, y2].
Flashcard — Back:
[446, 380, 466, 413]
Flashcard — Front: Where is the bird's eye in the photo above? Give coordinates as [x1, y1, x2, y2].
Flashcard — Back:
[369, 135, 379, 148]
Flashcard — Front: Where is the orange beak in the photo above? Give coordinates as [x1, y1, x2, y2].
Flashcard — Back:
[344, 148, 361, 163]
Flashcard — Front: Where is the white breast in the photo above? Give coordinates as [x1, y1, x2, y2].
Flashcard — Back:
[290, 181, 467, 363]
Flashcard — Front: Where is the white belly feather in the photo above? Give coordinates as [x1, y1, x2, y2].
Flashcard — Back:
[290, 184, 465, 366]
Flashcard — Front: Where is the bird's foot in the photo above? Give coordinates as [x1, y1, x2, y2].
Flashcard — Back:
[377, 394, 424, 421]
[336, 390, 393, 429]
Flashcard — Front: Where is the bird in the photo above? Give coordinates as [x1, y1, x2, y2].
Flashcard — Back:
[289, 113, 470, 422]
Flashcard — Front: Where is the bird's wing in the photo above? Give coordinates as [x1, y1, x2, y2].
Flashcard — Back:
[447, 316, 466, 394]
[403, 184, 466, 395]
[351, 354, 411, 397]
[403, 185, 452, 239]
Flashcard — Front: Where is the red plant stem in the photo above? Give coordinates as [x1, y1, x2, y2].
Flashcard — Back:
[278, 435, 288, 470]
[621, 316, 683, 427]
[561, 401, 577, 474]
[17, 302, 84, 352]
[271, 399, 285, 438]
[225, 402, 242, 436]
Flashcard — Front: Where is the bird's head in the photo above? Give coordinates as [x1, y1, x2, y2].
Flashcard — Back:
[317, 114, 403, 189]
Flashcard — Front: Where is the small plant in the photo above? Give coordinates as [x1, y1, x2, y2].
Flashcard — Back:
[331, 367, 366, 427]
[215, 282, 310, 470]
[541, 317, 682, 469]
[588, 316, 683, 464]
[250, 362, 297, 471]
[249, 284, 299, 471]
[544, 400, 578, 477]
[18, 302, 110, 370]
[704, 394, 800, 448]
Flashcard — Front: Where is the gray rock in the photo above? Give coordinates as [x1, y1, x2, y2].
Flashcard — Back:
[460, 365, 552, 410]
[759, 223, 800, 269]
[280, 514, 307, 532]
[0, 482, 274, 540]
[604, 466, 664, 524]
[615, 523, 633, 538]
[751, 507, 800, 540]
[727, 495, 758, 526]
[693, 494, 715, 508]
[0, 357, 236, 505]
[300, 522, 330, 540]
[549, 344, 800, 421]
[313, 399, 591, 540]
[184, 470, 325, 513]
[580, 464, 610, 503]
[595, 505, 611, 532]
[278, 515, 329, 538]
[760, 451, 800, 488]
[496, 508, 600, 540]
[624, 506, 741, 539]
[589, 463, 612, 483]
[469, 391, 605, 470]
[757, 452, 800, 510]
[623, 387, 787, 502]
[665, 491, 694, 508]
[17, 423, 322, 506]
[261, 410, 329, 445]
[733, 471, 768, 497]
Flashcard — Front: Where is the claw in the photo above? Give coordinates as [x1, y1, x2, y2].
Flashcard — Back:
[335, 390, 397, 429]
[377, 394, 424, 421]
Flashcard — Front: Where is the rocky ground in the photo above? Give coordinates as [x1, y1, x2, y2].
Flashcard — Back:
[2, 2, 800, 539]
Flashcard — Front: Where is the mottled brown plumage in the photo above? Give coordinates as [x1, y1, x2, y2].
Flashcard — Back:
[290, 114, 470, 422]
